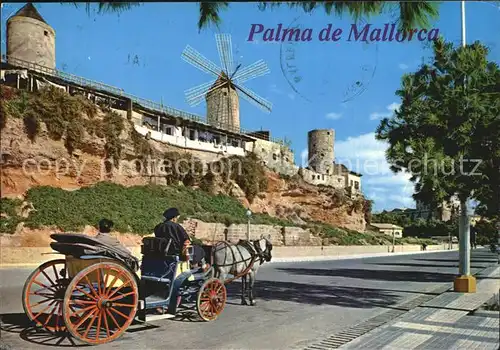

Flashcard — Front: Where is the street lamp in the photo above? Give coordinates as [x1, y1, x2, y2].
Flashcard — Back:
[454, 1, 476, 293]
[246, 209, 252, 241]
[392, 227, 396, 253]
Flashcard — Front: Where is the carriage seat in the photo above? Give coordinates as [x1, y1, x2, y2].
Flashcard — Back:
[140, 237, 191, 283]
[50, 233, 140, 272]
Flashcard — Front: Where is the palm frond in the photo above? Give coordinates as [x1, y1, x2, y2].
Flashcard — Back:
[66, 2, 141, 16]
[198, 2, 230, 31]
[397, 1, 440, 31]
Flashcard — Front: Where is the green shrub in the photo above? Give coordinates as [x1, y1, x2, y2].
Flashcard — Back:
[21, 183, 295, 235]
[0, 198, 23, 234]
[6, 86, 100, 152]
[219, 153, 267, 202]
[23, 110, 40, 141]
[103, 110, 124, 164]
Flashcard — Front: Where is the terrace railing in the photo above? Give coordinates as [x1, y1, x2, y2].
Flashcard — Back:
[2, 55, 286, 145]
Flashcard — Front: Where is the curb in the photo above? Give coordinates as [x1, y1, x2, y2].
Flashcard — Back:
[269, 248, 459, 263]
[0, 248, 459, 269]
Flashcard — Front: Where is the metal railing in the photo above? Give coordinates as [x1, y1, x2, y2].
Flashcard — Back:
[2, 55, 286, 145]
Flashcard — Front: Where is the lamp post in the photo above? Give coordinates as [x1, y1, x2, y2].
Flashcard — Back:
[392, 227, 395, 253]
[246, 209, 252, 241]
[453, 1, 476, 293]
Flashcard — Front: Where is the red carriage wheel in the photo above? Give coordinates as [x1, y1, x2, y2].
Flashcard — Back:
[196, 278, 227, 321]
[62, 262, 138, 345]
[22, 259, 69, 333]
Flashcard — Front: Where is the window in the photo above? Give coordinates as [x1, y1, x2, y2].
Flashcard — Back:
[165, 127, 173, 135]
[231, 140, 239, 147]
[272, 154, 277, 160]
[214, 135, 221, 144]
[322, 175, 325, 180]
[261, 148, 265, 153]
[326, 169, 329, 174]
[189, 129, 196, 140]
[327, 132, 330, 135]
[44, 30, 49, 36]
[223, 91, 228, 96]
[354, 181, 359, 190]
[350, 180, 353, 186]
[312, 175, 315, 180]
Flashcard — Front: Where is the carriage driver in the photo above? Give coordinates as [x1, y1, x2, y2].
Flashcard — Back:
[154, 208, 209, 271]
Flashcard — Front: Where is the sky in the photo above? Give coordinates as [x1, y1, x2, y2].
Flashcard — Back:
[1, 2, 499, 212]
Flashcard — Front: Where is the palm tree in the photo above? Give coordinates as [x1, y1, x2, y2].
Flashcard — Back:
[72, 1, 439, 31]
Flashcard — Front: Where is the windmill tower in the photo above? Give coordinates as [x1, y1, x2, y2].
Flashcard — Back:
[182, 34, 272, 133]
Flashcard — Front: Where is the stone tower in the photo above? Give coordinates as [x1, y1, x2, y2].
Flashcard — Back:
[308, 129, 335, 174]
[206, 72, 240, 132]
[7, 3, 56, 69]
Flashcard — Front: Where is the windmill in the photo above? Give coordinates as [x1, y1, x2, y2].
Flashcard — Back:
[181, 33, 272, 133]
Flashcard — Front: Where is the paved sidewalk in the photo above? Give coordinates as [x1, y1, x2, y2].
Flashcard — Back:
[341, 266, 500, 349]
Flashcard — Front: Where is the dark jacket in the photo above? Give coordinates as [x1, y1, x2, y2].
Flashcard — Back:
[154, 220, 190, 253]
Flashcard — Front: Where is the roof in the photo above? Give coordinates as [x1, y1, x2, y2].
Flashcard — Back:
[207, 71, 235, 96]
[9, 3, 48, 24]
[370, 223, 403, 230]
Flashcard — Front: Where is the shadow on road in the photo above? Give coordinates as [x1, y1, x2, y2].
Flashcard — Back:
[0, 313, 88, 348]
[276, 267, 457, 283]
[369, 262, 487, 269]
[225, 281, 402, 309]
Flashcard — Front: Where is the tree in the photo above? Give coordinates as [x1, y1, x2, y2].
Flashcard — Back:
[73, 2, 439, 32]
[376, 39, 500, 227]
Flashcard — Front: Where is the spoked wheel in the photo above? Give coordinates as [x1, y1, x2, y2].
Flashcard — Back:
[196, 278, 226, 321]
[62, 262, 138, 345]
[22, 259, 69, 332]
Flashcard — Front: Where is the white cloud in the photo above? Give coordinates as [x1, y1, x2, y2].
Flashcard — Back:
[326, 112, 342, 120]
[387, 102, 401, 112]
[334, 132, 415, 211]
[398, 63, 409, 70]
[369, 102, 401, 121]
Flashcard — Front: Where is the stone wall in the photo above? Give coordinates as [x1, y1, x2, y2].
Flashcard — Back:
[180, 219, 321, 247]
[226, 224, 284, 245]
[248, 139, 299, 177]
[299, 168, 345, 188]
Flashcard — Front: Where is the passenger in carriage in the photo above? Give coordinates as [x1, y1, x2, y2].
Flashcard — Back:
[154, 208, 209, 271]
[95, 218, 131, 254]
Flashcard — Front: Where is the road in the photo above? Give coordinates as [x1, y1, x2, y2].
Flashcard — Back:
[1, 249, 498, 349]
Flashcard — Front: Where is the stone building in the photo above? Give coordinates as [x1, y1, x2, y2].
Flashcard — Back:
[206, 72, 240, 132]
[6, 3, 56, 69]
[307, 129, 335, 175]
[415, 195, 460, 222]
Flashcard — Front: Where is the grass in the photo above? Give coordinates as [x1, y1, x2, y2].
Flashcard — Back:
[1, 183, 436, 246]
[1, 182, 293, 235]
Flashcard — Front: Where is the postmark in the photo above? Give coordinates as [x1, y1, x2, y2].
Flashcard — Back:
[279, 15, 380, 104]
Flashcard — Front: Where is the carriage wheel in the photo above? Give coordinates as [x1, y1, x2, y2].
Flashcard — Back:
[22, 259, 69, 333]
[196, 278, 226, 321]
[62, 262, 138, 345]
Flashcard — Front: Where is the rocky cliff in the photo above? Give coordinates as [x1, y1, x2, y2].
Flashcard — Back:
[1, 86, 367, 232]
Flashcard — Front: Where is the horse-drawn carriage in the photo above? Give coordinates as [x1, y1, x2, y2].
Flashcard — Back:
[22, 233, 227, 345]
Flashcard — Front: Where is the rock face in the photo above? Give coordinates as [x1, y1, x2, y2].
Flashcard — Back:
[1, 112, 366, 232]
[249, 172, 367, 232]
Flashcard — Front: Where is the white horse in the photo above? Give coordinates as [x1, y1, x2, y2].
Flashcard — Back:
[212, 235, 273, 305]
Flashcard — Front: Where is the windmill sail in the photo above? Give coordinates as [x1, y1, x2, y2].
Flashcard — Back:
[182, 33, 272, 132]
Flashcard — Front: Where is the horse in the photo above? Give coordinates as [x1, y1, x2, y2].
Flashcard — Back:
[212, 234, 273, 306]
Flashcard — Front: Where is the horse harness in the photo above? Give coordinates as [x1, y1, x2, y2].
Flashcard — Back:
[213, 239, 269, 284]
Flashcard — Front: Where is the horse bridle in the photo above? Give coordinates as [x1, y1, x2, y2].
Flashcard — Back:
[251, 239, 272, 264]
